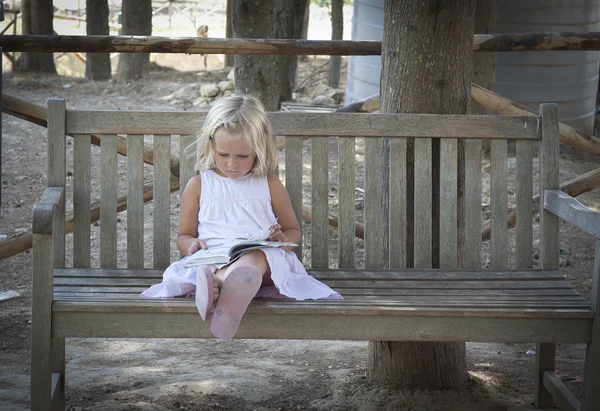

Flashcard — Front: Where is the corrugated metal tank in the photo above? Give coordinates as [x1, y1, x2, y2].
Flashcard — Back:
[344, 0, 383, 105]
[346, 1, 600, 132]
[496, 0, 600, 133]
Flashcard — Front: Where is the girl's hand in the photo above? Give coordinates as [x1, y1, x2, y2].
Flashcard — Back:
[187, 239, 208, 256]
[268, 224, 286, 242]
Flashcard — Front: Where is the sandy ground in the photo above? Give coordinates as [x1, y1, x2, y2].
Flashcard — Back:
[2, 5, 600, 411]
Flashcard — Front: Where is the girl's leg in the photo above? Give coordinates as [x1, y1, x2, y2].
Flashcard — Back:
[211, 250, 269, 339]
[214, 249, 269, 283]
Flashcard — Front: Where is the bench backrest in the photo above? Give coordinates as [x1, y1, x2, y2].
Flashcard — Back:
[46, 99, 559, 272]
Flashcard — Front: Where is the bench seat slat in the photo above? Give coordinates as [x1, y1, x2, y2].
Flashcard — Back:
[51, 311, 592, 342]
[53, 292, 586, 302]
[52, 299, 590, 310]
[53, 276, 575, 290]
[53, 268, 567, 281]
[51, 300, 593, 319]
[52, 295, 589, 306]
[54, 286, 581, 297]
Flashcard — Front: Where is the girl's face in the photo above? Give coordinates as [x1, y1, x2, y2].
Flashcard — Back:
[212, 128, 257, 179]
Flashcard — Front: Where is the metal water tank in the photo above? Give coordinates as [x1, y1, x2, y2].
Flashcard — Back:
[496, 0, 600, 133]
[345, 0, 384, 105]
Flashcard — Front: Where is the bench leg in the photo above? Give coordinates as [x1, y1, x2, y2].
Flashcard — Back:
[534, 342, 556, 408]
[30, 319, 52, 411]
[582, 338, 600, 411]
[31, 233, 54, 411]
[51, 337, 65, 411]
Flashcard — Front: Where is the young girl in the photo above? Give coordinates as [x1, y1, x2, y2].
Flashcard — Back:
[141, 94, 342, 339]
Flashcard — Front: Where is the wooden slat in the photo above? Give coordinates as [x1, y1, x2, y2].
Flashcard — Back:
[153, 135, 171, 268]
[317, 279, 576, 290]
[31, 231, 54, 411]
[54, 286, 149, 293]
[52, 290, 586, 302]
[516, 139, 534, 269]
[536, 342, 557, 408]
[544, 190, 600, 238]
[464, 139, 482, 269]
[539, 104, 560, 271]
[51, 311, 593, 343]
[54, 286, 582, 298]
[54, 267, 567, 280]
[414, 138, 432, 268]
[55, 277, 159, 286]
[52, 275, 576, 290]
[52, 297, 589, 309]
[73, 134, 91, 268]
[54, 298, 588, 308]
[490, 139, 508, 269]
[542, 371, 581, 411]
[364, 137, 384, 268]
[389, 138, 407, 269]
[127, 135, 144, 269]
[338, 136, 355, 268]
[440, 139, 458, 268]
[66, 111, 539, 139]
[311, 137, 329, 268]
[48, 99, 66, 269]
[51, 305, 594, 329]
[309, 269, 568, 281]
[100, 135, 118, 268]
[285, 136, 303, 261]
[536, 104, 560, 409]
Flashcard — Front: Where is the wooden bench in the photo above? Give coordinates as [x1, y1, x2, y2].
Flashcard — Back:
[31, 99, 600, 410]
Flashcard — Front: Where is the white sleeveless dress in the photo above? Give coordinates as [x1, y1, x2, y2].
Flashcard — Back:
[141, 169, 342, 301]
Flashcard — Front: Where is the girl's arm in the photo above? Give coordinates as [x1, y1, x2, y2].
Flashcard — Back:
[177, 175, 207, 256]
[267, 174, 301, 252]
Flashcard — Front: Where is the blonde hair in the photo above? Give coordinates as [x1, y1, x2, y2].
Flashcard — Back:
[195, 94, 276, 177]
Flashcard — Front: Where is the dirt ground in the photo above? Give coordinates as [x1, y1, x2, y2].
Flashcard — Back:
[2, 6, 600, 411]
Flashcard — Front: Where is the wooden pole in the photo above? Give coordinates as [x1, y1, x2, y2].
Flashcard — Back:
[471, 84, 600, 155]
[7, 32, 600, 54]
[0, 35, 381, 55]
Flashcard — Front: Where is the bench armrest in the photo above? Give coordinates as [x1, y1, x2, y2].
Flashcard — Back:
[544, 190, 600, 239]
[32, 187, 65, 234]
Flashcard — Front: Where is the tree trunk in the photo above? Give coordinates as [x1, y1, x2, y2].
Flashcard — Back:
[225, 0, 234, 67]
[17, 0, 56, 73]
[85, 0, 111, 81]
[116, 0, 152, 81]
[367, 0, 474, 390]
[472, 0, 497, 158]
[232, 0, 308, 111]
[328, 0, 343, 88]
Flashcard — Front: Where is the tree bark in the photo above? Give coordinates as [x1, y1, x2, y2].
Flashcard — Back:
[224, 0, 234, 67]
[367, 0, 474, 390]
[472, 0, 497, 158]
[85, 0, 111, 81]
[16, 0, 56, 73]
[328, 0, 343, 88]
[232, 0, 308, 110]
[116, 0, 152, 81]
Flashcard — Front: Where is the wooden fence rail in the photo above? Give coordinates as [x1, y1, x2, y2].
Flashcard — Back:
[6, 32, 600, 54]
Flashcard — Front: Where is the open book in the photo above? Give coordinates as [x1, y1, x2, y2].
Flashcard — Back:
[184, 221, 297, 267]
